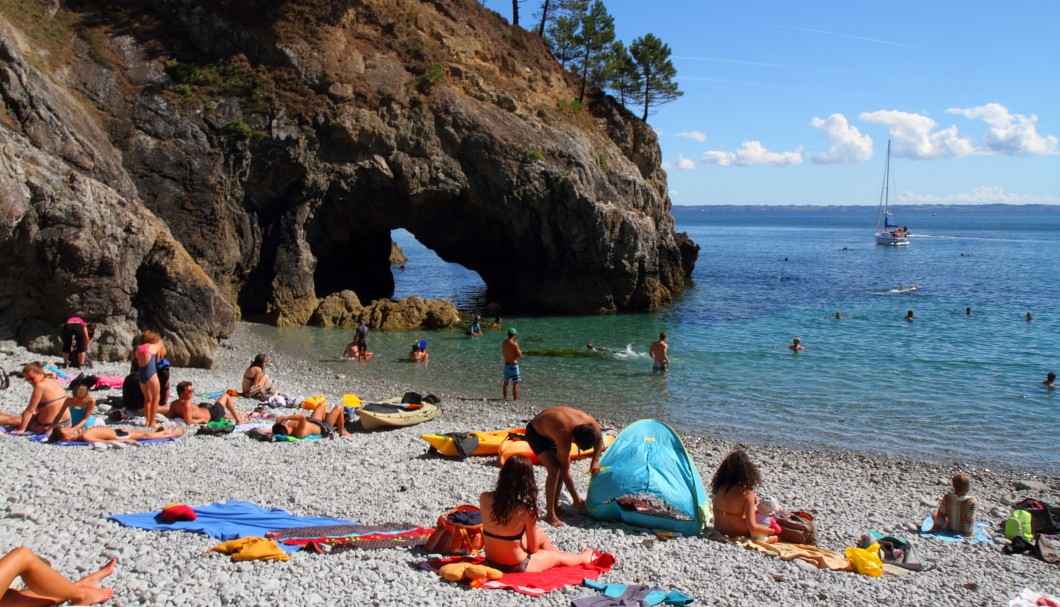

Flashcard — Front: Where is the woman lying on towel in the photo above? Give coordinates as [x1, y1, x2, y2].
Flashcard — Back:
[710, 449, 779, 542]
[0, 362, 71, 434]
[479, 454, 593, 573]
[0, 546, 115, 605]
[48, 425, 186, 444]
[270, 403, 349, 439]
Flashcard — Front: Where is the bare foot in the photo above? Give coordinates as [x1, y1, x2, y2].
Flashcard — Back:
[72, 558, 116, 605]
[545, 516, 564, 527]
[579, 548, 594, 564]
[172, 427, 186, 437]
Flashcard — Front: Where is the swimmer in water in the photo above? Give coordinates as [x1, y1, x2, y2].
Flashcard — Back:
[1043, 372, 1056, 390]
[905, 310, 914, 322]
[787, 337, 805, 352]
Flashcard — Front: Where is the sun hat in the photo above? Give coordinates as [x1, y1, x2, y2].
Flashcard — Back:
[508, 328, 518, 336]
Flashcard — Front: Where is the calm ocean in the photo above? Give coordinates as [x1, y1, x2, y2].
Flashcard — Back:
[250, 206, 1060, 472]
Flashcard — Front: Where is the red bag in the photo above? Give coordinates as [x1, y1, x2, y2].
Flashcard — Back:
[425, 505, 485, 555]
[775, 510, 817, 545]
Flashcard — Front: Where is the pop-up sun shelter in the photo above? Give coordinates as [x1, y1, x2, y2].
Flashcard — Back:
[586, 419, 711, 535]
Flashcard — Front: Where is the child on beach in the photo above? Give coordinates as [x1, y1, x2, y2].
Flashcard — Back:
[51, 382, 97, 431]
[931, 473, 977, 537]
[752, 495, 782, 543]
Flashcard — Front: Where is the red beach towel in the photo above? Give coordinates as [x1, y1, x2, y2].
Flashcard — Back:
[428, 552, 615, 596]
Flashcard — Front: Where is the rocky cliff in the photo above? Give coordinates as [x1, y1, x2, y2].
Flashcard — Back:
[0, 0, 697, 365]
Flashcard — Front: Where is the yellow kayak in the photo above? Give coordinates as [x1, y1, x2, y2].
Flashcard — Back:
[498, 431, 616, 466]
[421, 428, 524, 458]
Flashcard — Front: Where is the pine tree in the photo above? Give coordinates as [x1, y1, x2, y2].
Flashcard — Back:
[542, 0, 587, 69]
[604, 40, 638, 107]
[627, 33, 682, 120]
[571, 0, 616, 102]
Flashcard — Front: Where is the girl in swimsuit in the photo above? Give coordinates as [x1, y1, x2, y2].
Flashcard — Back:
[134, 331, 166, 430]
[241, 353, 271, 397]
[479, 455, 593, 573]
[709, 449, 778, 540]
[0, 362, 71, 433]
[49, 425, 185, 444]
[51, 382, 97, 431]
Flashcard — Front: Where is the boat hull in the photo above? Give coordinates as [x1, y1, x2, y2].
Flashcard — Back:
[875, 233, 909, 246]
[356, 403, 440, 430]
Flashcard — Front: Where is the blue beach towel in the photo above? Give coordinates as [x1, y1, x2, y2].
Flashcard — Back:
[108, 500, 357, 553]
[918, 515, 993, 544]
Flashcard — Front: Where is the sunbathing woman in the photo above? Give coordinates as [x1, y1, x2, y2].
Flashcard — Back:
[134, 330, 166, 430]
[479, 454, 593, 573]
[241, 353, 274, 399]
[710, 449, 779, 541]
[0, 362, 71, 434]
[0, 546, 115, 605]
[49, 425, 186, 444]
[50, 382, 97, 432]
[271, 403, 349, 439]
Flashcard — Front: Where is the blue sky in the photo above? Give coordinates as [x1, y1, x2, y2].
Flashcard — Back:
[493, 1, 1060, 205]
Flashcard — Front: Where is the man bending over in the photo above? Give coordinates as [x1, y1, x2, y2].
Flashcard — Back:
[524, 406, 606, 526]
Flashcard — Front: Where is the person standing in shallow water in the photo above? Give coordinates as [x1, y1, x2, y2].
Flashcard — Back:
[649, 332, 669, 372]
[501, 328, 522, 401]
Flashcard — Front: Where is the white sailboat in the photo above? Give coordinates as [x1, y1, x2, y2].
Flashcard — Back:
[874, 140, 909, 246]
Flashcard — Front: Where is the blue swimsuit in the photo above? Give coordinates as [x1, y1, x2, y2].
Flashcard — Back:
[137, 346, 157, 383]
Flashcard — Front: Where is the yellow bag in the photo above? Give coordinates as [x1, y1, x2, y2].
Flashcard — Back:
[845, 543, 883, 577]
[301, 395, 327, 410]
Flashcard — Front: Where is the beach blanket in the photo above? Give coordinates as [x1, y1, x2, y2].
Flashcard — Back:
[574, 580, 694, 607]
[919, 515, 993, 544]
[271, 523, 434, 553]
[736, 538, 852, 571]
[108, 500, 357, 553]
[427, 552, 616, 596]
[28, 434, 182, 447]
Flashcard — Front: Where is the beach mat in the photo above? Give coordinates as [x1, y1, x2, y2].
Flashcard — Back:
[427, 552, 616, 596]
[272, 523, 434, 553]
[919, 515, 993, 544]
[109, 500, 358, 554]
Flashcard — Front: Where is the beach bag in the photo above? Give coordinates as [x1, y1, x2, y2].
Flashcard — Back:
[1004, 510, 1034, 542]
[1035, 534, 1060, 564]
[402, 391, 423, 405]
[846, 543, 884, 577]
[877, 536, 926, 571]
[775, 510, 818, 545]
[246, 428, 278, 442]
[1012, 498, 1060, 535]
[425, 505, 484, 556]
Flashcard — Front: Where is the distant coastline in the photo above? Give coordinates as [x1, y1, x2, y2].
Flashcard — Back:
[674, 203, 1060, 213]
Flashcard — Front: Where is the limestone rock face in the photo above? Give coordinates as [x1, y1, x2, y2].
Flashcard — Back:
[360, 297, 462, 332]
[0, 0, 697, 361]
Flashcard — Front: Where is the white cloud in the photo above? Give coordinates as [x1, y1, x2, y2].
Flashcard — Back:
[898, 186, 1060, 204]
[859, 109, 975, 158]
[809, 114, 873, 164]
[946, 103, 1058, 155]
[702, 141, 803, 167]
[675, 154, 696, 170]
[675, 130, 707, 142]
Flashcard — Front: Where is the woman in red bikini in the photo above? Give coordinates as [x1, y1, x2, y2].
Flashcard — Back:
[479, 455, 593, 573]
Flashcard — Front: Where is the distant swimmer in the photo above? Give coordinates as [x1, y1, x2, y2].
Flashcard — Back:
[965, 307, 972, 316]
[1026, 312, 1034, 322]
[649, 333, 669, 372]
[832, 311, 851, 320]
[906, 310, 914, 322]
[787, 337, 806, 352]
[1044, 372, 1056, 390]
[585, 342, 614, 353]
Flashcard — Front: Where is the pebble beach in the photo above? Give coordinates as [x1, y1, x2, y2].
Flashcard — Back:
[1, 323, 1057, 607]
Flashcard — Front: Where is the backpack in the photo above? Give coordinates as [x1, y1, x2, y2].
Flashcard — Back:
[424, 505, 484, 555]
[1004, 509, 1034, 542]
[1035, 534, 1060, 564]
[877, 535, 926, 571]
[1011, 498, 1060, 535]
[246, 428, 278, 442]
[774, 510, 818, 545]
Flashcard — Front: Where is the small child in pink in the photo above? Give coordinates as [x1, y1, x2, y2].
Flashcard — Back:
[752, 495, 783, 543]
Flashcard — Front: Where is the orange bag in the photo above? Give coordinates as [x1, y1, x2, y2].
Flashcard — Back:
[425, 505, 485, 555]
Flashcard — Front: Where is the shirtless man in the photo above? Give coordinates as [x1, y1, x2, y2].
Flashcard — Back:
[270, 403, 349, 438]
[49, 425, 185, 444]
[649, 332, 669, 372]
[787, 336, 806, 352]
[0, 362, 70, 433]
[502, 328, 523, 401]
[524, 406, 605, 526]
[160, 381, 247, 424]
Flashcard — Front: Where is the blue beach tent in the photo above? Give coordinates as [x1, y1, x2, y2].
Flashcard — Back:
[586, 419, 711, 535]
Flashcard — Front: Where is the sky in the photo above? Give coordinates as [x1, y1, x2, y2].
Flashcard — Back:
[491, 1, 1060, 205]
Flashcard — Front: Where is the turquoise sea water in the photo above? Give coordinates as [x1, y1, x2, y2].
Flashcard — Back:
[251, 206, 1060, 472]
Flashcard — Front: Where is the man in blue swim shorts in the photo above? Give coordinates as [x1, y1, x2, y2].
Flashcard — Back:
[501, 328, 523, 401]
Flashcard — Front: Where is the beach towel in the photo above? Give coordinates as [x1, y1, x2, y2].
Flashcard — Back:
[212, 537, 291, 562]
[28, 434, 182, 447]
[426, 552, 615, 596]
[735, 538, 851, 571]
[919, 515, 993, 544]
[573, 581, 694, 607]
[108, 500, 357, 553]
[271, 523, 434, 553]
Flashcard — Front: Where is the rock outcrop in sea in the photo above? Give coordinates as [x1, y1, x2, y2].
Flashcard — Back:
[0, 0, 697, 365]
